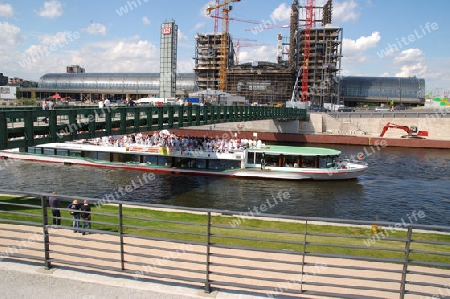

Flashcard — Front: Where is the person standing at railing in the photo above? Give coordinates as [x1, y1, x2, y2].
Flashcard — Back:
[68, 199, 81, 233]
[48, 191, 61, 226]
[80, 200, 91, 236]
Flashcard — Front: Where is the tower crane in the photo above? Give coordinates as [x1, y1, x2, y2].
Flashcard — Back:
[213, 0, 219, 34]
[206, 0, 241, 90]
[301, 0, 314, 102]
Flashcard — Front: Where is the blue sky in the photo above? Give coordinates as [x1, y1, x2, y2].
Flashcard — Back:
[1, 0, 449, 94]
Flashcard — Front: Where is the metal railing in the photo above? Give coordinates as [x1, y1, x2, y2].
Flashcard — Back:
[0, 189, 449, 298]
[328, 110, 450, 119]
[0, 106, 307, 150]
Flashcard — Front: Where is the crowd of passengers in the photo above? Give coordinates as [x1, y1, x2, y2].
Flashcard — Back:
[91, 130, 264, 153]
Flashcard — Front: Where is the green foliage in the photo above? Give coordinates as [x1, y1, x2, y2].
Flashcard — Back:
[11, 98, 36, 106]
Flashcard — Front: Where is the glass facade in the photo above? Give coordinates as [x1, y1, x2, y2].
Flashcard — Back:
[39, 73, 196, 93]
[340, 76, 425, 100]
[160, 21, 178, 98]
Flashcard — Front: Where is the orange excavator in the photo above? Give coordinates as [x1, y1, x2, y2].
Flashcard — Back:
[380, 122, 428, 139]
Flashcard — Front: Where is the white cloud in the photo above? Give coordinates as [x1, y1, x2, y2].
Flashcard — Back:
[395, 63, 427, 78]
[142, 16, 151, 25]
[342, 31, 380, 63]
[333, 0, 359, 23]
[238, 46, 277, 64]
[0, 22, 24, 49]
[203, 1, 216, 18]
[177, 30, 189, 41]
[393, 48, 424, 64]
[394, 49, 427, 77]
[71, 37, 160, 73]
[194, 22, 205, 31]
[37, 0, 63, 19]
[38, 31, 78, 46]
[82, 23, 107, 36]
[177, 59, 195, 73]
[270, 3, 291, 22]
[0, 4, 14, 17]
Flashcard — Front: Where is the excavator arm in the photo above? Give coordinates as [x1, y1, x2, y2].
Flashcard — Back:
[380, 122, 410, 137]
[380, 122, 428, 138]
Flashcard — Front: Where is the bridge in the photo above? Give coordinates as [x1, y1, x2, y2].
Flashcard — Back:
[0, 105, 307, 150]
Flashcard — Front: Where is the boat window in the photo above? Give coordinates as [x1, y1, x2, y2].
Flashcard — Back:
[283, 156, 297, 167]
[69, 150, 82, 157]
[326, 156, 337, 168]
[265, 154, 279, 166]
[319, 157, 328, 168]
[56, 149, 69, 156]
[43, 148, 56, 155]
[255, 153, 264, 164]
[26, 147, 38, 154]
[84, 151, 98, 160]
[246, 152, 255, 164]
[143, 155, 169, 166]
[111, 153, 139, 163]
[208, 159, 240, 170]
[301, 156, 317, 168]
[97, 152, 111, 162]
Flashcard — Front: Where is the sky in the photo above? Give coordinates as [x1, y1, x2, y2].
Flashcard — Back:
[1, 0, 449, 95]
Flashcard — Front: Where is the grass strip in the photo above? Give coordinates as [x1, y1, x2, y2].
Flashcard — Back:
[0, 195, 449, 266]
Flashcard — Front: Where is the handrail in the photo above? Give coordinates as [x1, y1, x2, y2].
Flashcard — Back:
[0, 189, 449, 298]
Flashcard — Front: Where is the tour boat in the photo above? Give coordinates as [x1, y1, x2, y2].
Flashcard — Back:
[0, 135, 367, 181]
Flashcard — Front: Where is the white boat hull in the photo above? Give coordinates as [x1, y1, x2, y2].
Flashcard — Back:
[0, 149, 366, 181]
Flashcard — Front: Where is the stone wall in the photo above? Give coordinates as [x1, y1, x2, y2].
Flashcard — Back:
[188, 112, 450, 140]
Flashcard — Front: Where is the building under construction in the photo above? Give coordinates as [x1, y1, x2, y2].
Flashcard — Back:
[193, 0, 342, 106]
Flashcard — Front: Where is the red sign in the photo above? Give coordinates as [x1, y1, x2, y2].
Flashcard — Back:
[162, 27, 172, 34]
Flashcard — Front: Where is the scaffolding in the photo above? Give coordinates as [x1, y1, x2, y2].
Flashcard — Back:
[226, 62, 294, 105]
[291, 0, 342, 106]
[193, 33, 234, 91]
[193, 0, 341, 107]
[298, 27, 343, 106]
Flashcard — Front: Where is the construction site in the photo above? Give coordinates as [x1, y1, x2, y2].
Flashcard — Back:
[193, 0, 342, 107]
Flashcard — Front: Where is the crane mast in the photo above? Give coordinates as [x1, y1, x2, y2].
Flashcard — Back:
[206, 0, 241, 90]
[301, 0, 314, 102]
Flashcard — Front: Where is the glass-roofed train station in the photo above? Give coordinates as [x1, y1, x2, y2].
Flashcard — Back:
[18, 72, 426, 107]
[19, 72, 197, 102]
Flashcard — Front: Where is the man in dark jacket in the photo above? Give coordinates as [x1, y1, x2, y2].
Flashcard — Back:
[48, 191, 60, 225]
[80, 200, 91, 235]
[68, 199, 81, 232]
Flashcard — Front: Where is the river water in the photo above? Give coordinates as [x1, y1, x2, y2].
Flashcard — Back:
[1, 144, 449, 226]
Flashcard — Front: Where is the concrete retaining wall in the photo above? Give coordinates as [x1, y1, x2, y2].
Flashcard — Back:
[183, 112, 450, 143]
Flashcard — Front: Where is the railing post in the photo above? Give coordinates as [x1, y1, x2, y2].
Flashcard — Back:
[167, 106, 174, 127]
[399, 225, 413, 299]
[134, 107, 140, 131]
[0, 111, 7, 150]
[41, 195, 51, 270]
[24, 111, 35, 147]
[204, 211, 212, 293]
[120, 108, 127, 134]
[158, 107, 164, 130]
[105, 108, 112, 136]
[300, 220, 308, 293]
[118, 203, 125, 271]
